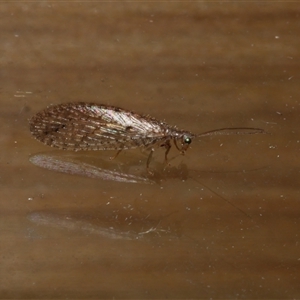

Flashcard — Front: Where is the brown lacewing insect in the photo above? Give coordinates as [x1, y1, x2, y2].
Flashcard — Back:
[29, 102, 264, 169]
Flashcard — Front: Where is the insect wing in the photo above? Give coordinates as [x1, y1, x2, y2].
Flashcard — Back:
[30, 103, 165, 151]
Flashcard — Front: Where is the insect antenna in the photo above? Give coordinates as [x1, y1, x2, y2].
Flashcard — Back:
[196, 127, 266, 138]
[189, 127, 265, 217]
[190, 176, 252, 218]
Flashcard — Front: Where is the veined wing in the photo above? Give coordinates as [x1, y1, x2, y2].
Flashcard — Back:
[29, 102, 166, 151]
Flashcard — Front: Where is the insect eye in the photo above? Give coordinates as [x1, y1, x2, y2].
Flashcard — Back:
[183, 136, 192, 144]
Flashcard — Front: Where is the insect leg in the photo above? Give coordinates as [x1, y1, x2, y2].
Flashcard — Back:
[164, 140, 172, 164]
[173, 138, 184, 154]
[109, 149, 123, 160]
[146, 148, 154, 169]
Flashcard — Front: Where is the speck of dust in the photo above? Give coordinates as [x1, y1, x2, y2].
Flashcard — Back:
[28, 197, 33, 201]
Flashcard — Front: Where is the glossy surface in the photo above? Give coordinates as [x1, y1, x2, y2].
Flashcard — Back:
[1, 3, 299, 299]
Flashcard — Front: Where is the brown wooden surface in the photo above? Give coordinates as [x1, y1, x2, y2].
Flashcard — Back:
[0, 3, 299, 299]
